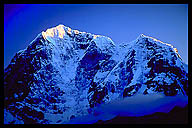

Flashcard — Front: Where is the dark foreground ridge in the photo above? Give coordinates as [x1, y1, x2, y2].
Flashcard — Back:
[95, 105, 188, 124]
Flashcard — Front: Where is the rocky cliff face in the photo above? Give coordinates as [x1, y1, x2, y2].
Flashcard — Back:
[4, 25, 188, 124]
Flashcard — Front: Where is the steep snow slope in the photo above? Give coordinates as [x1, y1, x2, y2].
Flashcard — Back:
[4, 25, 188, 124]
[90, 34, 188, 106]
[4, 24, 117, 123]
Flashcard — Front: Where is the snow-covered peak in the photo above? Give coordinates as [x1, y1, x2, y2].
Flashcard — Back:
[41, 24, 116, 59]
[4, 25, 188, 124]
[41, 24, 89, 42]
[136, 34, 173, 47]
[41, 24, 113, 43]
[134, 34, 182, 59]
[42, 24, 65, 39]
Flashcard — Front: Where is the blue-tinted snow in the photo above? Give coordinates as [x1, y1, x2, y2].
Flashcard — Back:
[4, 109, 24, 124]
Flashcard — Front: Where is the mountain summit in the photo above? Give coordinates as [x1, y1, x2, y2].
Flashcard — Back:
[4, 24, 188, 124]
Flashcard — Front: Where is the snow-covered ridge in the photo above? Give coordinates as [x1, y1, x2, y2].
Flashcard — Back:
[136, 34, 182, 59]
[138, 34, 173, 47]
[41, 24, 116, 54]
[41, 24, 113, 43]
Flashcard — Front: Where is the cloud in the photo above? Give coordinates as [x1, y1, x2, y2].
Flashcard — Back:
[66, 93, 188, 124]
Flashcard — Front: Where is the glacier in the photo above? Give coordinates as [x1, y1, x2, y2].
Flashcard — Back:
[4, 24, 188, 124]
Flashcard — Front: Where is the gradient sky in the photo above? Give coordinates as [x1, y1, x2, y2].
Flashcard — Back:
[4, 4, 188, 68]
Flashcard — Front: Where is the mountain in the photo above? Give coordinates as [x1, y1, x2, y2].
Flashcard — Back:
[4, 24, 188, 124]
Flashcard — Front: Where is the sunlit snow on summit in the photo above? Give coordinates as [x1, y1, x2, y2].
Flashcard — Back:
[42, 24, 66, 39]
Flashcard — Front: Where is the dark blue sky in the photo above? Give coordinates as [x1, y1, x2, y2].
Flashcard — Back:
[4, 4, 188, 68]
